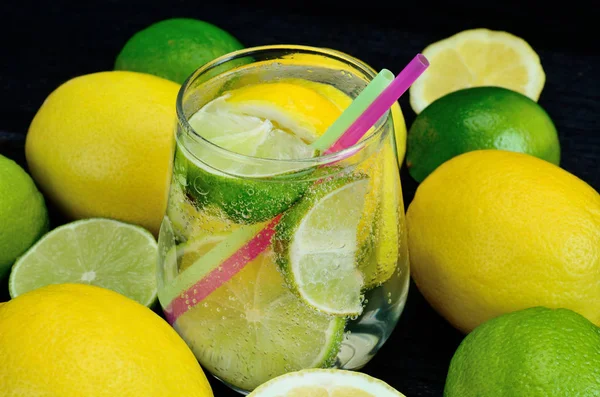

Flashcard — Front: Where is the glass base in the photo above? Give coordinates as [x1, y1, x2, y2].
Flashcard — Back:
[213, 375, 251, 396]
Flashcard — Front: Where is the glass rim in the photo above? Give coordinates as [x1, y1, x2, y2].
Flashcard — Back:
[175, 44, 392, 166]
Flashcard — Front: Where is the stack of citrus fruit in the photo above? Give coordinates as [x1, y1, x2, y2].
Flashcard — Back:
[0, 14, 598, 396]
[403, 27, 600, 394]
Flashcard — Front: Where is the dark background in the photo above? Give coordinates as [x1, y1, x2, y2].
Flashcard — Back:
[0, 1, 598, 396]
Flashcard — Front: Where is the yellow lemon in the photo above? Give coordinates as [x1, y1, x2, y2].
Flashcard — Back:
[26, 71, 180, 236]
[409, 28, 545, 113]
[0, 283, 213, 396]
[407, 150, 600, 333]
[248, 368, 406, 396]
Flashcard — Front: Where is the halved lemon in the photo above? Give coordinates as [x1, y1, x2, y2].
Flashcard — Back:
[248, 368, 406, 397]
[409, 28, 546, 114]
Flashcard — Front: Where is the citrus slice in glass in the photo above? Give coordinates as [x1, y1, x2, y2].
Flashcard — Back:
[356, 144, 401, 289]
[174, 246, 345, 392]
[409, 28, 546, 114]
[275, 175, 369, 316]
[179, 79, 349, 225]
[9, 218, 158, 307]
[248, 368, 406, 396]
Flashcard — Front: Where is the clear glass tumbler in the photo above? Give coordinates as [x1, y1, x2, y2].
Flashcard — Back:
[157, 45, 410, 394]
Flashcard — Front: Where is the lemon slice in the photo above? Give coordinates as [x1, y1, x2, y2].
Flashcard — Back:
[174, 247, 345, 392]
[248, 368, 406, 396]
[409, 28, 546, 114]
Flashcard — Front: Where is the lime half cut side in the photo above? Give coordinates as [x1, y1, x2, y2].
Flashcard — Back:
[174, 248, 345, 392]
[9, 218, 158, 307]
[275, 175, 369, 316]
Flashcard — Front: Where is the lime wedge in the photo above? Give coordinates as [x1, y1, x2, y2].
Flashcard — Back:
[8, 218, 158, 307]
[174, 248, 344, 391]
[275, 175, 369, 316]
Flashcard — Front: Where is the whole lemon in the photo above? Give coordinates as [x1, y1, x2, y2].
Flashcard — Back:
[407, 150, 600, 333]
[0, 283, 213, 396]
[0, 155, 48, 279]
[26, 71, 180, 236]
[445, 307, 600, 396]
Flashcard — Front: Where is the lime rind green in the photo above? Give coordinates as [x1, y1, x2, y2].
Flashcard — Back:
[311, 69, 395, 151]
[157, 221, 267, 306]
[9, 218, 158, 307]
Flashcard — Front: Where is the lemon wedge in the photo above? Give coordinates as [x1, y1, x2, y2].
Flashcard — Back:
[409, 28, 546, 114]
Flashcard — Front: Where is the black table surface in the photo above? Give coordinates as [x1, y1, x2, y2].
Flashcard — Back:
[0, 1, 598, 396]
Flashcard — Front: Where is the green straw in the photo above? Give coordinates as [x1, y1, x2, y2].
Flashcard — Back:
[310, 68, 395, 151]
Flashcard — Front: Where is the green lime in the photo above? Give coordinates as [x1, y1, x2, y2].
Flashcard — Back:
[0, 155, 48, 280]
[174, 247, 345, 391]
[406, 86, 561, 182]
[275, 175, 369, 316]
[115, 18, 244, 84]
[445, 307, 600, 396]
[9, 218, 158, 307]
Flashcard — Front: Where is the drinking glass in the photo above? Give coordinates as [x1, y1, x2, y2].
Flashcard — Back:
[157, 45, 410, 394]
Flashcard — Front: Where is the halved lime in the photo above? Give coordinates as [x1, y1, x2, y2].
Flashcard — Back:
[9, 218, 158, 307]
[174, 247, 345, 391]
[275, 175, 369, 316]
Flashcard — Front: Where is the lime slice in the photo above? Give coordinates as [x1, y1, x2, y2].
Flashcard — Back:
[275, 175, 369, 316]
[174, 247, 345, 392]
[195, 97, 317, 161]
[248, 368, 406, 397]
[9, 218, 158, 307]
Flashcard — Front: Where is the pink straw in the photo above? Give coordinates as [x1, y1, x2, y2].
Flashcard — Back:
[326, 54, 429, 154]
[164, 54, 429, 323]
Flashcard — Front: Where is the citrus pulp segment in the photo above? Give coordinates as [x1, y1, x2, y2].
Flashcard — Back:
[174, 249, 345, 391]
[9, 218, 158, 307]
[275, 175, 369, 316]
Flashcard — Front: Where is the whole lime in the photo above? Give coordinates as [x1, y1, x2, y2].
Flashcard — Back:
[406, 86, 560, 182]
[445, 307, 600, 396]
[0, 155, 49, 279]
[115, 18, 244, 84]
